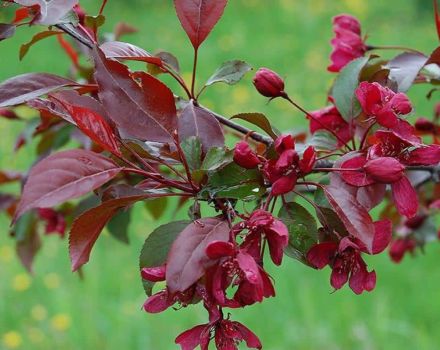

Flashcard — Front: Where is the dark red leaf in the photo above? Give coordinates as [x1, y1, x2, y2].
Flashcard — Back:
[0, 23, 16, 41]
[166, 217, 229, 293]
[0, 73, 77, 108]
[69, 192, 148, 271]
[60, 102, 121, 156]
[14, 149, 122, 222]
[174, 0, 228, 49]
[100, 41, 161, 65]
[324, 186, 375, 253]
[386, 52, 428, 92]
[15, 0, 78, 25]
[93, 48, 177, 142]
[178, 102, 224, 152]
[19, 30, 63, 60]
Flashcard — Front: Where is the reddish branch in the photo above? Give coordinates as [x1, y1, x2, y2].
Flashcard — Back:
[55, 23, 440, 183]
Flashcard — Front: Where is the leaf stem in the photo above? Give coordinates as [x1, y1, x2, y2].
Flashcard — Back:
[191, 48, 199, 99]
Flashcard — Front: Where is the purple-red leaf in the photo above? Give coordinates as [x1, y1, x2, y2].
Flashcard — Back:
[15, 0, 78, 25]
[19, 30, 63, 60]
[166, 217, 229, 293]
[14, 149, 122, 222]
[100, 41, 162, 65]
[69, 193, 147, 271]
[434, 0, 440, 41]
[178, 102, 224, 152]
[0, 73, 77, 108]
[174, 0, 228, 49]
[93, 48, 177, 142]
[0, 23, 16, 41]
[61, 103, 121, 156]
[386, 52, 428, 92]
[324, 186, 375, 253]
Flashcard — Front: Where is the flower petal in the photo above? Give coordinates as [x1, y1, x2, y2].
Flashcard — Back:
[175, 324, 207, 350]
[391, 176, 418, 218]
[307, 242, 338, 269]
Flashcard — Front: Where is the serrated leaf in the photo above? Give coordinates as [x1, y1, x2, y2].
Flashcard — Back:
[181, 136, 202, 171]
[174, 0, 228, 49]
[20, 30, 63, 60]
[386, 52, 428, 92]
[70, 192, 150, 271]
[178, 102, 224, 152]
[139, 220, 191, 295]
[324, 186, 375, 253]
[201, 147, 233, 171]
[333, 56, 370, 122]
[0, 73, 77, 108]
[278, 202, 318, 264]
[93, 48, 177, 142]
[231, 112, 278, 140]
[206, 60, 252, 86]
[14, 149, 123, 222]
[166, 217, 229, 292]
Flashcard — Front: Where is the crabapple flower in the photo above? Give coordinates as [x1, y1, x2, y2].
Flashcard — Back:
[37, 208, 66, 236]
[363, 157, 405, 183]
[253, 68, 286, 99]
[263, 135, 316, 196]
[341, 155, 418, 218]
[175, 316, 262, 350]
[246, 210, 289, 265]
[355, 82, 412, 129]
[233, 141, 261, 169]
[205, 242, 275, 308]
[328, 14, 367, 72]
[307, 220, 391, 294]
[389, 238, 416, 263]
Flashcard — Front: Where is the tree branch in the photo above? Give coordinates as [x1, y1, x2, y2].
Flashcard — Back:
[53, 23, 440, 184]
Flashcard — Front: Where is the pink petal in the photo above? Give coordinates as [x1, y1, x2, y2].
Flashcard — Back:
[391, 176, 418, 218]
[271, 174, 297, 195]
[236, 251, 260, 284]
[371, 219, 392, 254]
[141, 265, 166, 282]
[306, 242, 338, 269]
[234, 321, 263, 349]
[175, 324, 207, 350]
[143, 290, 172, 313]
[341, 156, 374, 187]
[330, 265, 349, 290]
[408, 145, 440, 165]
[266, 219, 289, 266]
[206, 241, 235, 259]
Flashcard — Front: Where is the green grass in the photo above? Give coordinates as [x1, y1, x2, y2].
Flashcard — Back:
[1, 0, 440, 349]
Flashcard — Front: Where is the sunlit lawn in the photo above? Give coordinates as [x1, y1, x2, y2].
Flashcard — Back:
[1, 0, 440, 349]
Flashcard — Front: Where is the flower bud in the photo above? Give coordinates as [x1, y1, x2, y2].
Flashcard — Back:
[141, 265, 166, 282]
[363, 157, 404, 183]
[253, 68, 286, 99]
[233, 141, 261, 169]
[415, 117, 435, 133]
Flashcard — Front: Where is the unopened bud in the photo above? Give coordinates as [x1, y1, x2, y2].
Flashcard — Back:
[364, 157, 404, 183]
[233, 141, 261, 169]
[253, 68, 286, 99]
[415, 118, 435, 133]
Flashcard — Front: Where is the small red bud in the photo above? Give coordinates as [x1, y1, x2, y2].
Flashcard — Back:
[415, 118, 435, 132]
[233, 141, 261, 169]
[253, 68, 286, 99]
[363, 157, 405, 183]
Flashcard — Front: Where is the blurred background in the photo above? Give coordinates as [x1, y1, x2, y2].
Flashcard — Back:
[1, 0, 439, 349]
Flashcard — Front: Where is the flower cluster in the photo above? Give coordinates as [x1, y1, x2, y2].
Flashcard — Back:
[141, 211, 288, 349]
[328, 14, 367, 72]
[234, 135, 316, 195]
